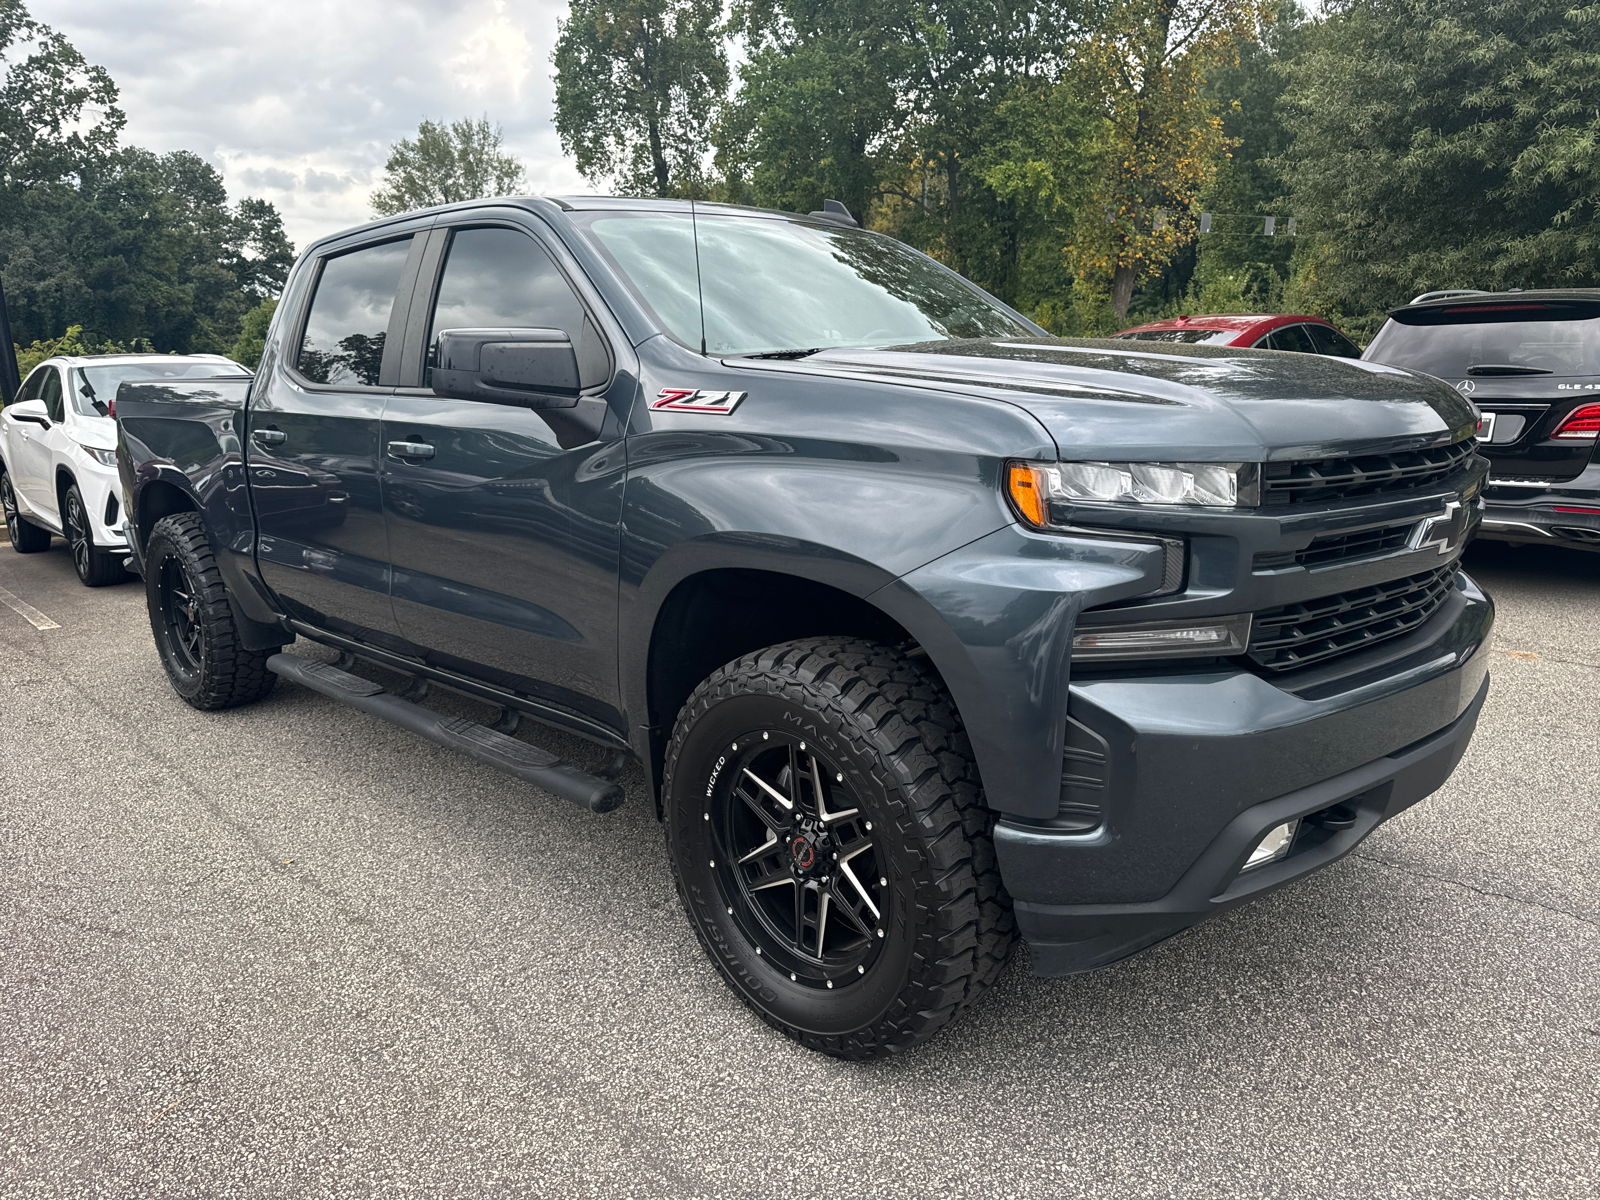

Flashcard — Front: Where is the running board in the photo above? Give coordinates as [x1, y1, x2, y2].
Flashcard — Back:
[266, 652, 625, 813]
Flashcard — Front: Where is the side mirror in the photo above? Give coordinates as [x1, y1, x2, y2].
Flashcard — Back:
[5, 397, 50, 428]
[431, 328, 582, 409]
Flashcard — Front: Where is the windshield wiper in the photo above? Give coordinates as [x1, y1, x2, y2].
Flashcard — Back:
[1466, 363, 1553, 376]
[79, 378, 109, 416]
[740, 347, 827, 360]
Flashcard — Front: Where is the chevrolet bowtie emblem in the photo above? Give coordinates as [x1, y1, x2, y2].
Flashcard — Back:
[1409, 498, 1472, 557]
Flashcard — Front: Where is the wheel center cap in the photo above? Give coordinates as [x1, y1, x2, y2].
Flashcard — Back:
[790, 835, 817, 871]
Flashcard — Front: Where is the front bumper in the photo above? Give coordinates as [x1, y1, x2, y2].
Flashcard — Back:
[996, 574, 1493, 977]
[1478, 463, 1600, 551]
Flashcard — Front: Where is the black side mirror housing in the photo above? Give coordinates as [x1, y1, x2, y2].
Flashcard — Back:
[431, 328, 582, 409]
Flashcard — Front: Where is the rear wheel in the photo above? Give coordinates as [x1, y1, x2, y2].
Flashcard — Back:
[664, 638, 1015, 1059]
[64, 483, 125, 586]
[145, 512, 279, 710]
[1, 471, 52, 553]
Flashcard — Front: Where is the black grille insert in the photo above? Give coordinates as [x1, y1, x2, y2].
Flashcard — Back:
[1248, 563, 1460, 673]
[1254, 521, 1415, 571]
[1262, 440, 1477, 507]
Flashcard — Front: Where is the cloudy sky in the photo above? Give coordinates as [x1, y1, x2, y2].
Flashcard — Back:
[35, 0, 590, 251]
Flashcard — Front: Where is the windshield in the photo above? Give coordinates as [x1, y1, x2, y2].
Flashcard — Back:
[72, 360, 250, 416]
[575, 211, 1036, 355]
[1365, 317, 1600, 378]
[1115, 328, 1239, 345]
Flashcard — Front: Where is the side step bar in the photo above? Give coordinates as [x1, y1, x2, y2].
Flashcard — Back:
[266, 652, 625, 813]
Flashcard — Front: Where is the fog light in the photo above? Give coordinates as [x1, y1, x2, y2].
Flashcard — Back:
[1071, 614, 1251, 661]
[1242, 819, 1300, 871]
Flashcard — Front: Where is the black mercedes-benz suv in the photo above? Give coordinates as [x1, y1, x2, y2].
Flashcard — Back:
[1364, 289, 1600, 552]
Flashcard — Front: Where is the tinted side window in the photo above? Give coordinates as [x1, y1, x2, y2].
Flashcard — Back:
[9, 366, 45, 407]
[297, 237, 413, 386]
[1309, 324, 1362, 358]
[39, 367, 64, 423]
[1271, 324, 1317, 353]
[428, 226, 610, 389]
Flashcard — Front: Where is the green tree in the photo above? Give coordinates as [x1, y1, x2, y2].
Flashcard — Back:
[369, 116, 527, 217]
[229, 298, 277, 369]
[554, 0, 729, 196]
[722, 1, 1089, 312]
[0, 0, 123, 187]
[1066, 0, 1267, 322]
[1278, 0, 1600, 337]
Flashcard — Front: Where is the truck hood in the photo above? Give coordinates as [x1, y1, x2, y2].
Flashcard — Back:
[769, 337, 1477, 461]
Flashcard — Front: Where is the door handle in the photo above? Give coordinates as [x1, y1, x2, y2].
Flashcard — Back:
[252, 427, 287, 446]
[387, 440, 435, 460]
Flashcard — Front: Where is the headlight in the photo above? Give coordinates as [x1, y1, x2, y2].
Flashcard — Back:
[81, 445, 118, 467]
[1007, 461, 1258, 522]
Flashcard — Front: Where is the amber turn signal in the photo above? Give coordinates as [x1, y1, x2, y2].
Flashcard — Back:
[1007, 463, 1048, 527]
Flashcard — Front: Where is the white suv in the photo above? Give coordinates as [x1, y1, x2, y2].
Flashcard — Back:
[1, 354, 251, 585]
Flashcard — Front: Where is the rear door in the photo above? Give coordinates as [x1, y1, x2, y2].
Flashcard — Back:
[248, 230, 426, 643]
[378, 218, 631, 733]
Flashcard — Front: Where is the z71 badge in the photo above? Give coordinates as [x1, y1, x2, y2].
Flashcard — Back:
[651, 388, 747, 415]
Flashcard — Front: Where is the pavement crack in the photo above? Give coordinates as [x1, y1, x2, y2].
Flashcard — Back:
[1351, 851, 1600, 931]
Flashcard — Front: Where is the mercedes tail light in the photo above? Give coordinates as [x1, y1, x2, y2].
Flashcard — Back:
[1551, 404, 1600, 440]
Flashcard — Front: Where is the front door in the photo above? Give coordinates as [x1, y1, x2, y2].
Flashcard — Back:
[249, 232, 422, 643]
[379, 222, 629, 732]
[3, 366, 55, 514]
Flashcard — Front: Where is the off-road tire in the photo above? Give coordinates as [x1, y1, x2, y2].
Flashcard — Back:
[664, 637, 1016, 1059]
[1, 470, 52, 553]
[64, 483, 126, 586]
[145, 512, 279, 710]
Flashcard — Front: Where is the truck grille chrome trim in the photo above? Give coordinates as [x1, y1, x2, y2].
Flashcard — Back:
[1247, 563, 1461, 672]
[1262, 440, 1477, 506]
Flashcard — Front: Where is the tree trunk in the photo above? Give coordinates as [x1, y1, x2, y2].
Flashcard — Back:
[1111, 263, 1137, 321]
[647, 117, 669, 197]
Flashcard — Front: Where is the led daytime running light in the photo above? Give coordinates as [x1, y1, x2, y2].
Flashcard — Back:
[1007, 461, 1256, 522]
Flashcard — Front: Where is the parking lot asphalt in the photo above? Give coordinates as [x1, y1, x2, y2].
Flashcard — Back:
[1, 534, 1596, 1199]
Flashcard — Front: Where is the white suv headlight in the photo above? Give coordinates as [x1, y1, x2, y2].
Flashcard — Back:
[80, 445, 118, 467]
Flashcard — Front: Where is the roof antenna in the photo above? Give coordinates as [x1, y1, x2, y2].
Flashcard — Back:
[680, 59, 708, 357]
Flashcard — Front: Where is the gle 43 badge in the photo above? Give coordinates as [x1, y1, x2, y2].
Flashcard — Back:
[651, 388, 747, 415]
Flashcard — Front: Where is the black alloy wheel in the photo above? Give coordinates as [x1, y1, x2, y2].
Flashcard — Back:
[157, 549, 205, 679]
[144, 512, 279, 709]
[712, 732, 888, 987]
[63, 483, 125, 586]
[665, 638, 1016, 1060]
[1, 472, 51, 553]
[65, 486, 93, 581]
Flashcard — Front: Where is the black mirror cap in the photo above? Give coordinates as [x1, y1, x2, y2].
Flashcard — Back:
[432, 328, 583, 408]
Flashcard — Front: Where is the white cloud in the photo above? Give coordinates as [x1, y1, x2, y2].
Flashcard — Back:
[449, 1, 533, 97]
[31, 0, 588, 250]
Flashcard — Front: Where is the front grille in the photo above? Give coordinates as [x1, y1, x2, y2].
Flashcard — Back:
[1248, 563, 1460, 672]
[1255, 521, 1414, 571]
[1262, 440, 1477, 506]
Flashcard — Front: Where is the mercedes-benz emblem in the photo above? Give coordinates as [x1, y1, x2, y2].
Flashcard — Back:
[1456, 379, 1476, 393]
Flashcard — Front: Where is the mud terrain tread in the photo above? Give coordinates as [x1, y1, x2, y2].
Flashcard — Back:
[146, 512, 278, 710]
[664, 637, 1017, 1059]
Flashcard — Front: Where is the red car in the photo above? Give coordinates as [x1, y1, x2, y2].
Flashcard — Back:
[1112, 313, 1363, 357]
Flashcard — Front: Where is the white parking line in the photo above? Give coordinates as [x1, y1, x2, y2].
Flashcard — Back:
[0, 582, 60, 630]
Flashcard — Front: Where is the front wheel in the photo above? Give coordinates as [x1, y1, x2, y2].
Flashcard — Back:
[64, 483, 126, 586]
[145, 512, 279, 710]
[664, 638, 1016, 1059]
[1, 470, 52, 553]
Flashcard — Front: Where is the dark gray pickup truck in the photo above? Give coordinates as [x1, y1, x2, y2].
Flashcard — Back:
[115, 196, 1494, 1058]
